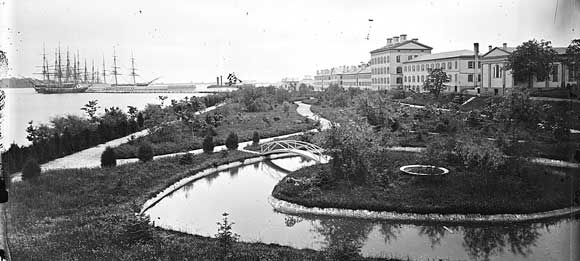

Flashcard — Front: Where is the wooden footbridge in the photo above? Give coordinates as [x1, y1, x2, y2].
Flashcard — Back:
[260, 140, 328, 163]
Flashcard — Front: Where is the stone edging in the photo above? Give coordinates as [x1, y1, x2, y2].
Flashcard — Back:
[268, 195, 580, 223]
[140, 152, 296, 214]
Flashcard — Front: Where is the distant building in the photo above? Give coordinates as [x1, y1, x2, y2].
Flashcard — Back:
[402, 45, 481, 93]
[341, 63, 371, 89]
[370, 34, 433, 90]
[480, 43, 578, 95]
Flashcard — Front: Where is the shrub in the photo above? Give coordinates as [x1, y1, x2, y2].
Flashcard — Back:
[101, 147, 117, 167]
[203, 135, 215, 154]
[22, 158, 41, 180]
[215, 213, 239, 260]
[137, 143, 154, 162]
[178, 153, 194, 165]
[225, 132, 239, 150]
[252, 131, 260, 145]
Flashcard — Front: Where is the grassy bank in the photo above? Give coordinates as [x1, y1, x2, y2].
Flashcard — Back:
[272, 151, 578, 216]
[115, 103, 317, 158]
[7, 152, 317, 260]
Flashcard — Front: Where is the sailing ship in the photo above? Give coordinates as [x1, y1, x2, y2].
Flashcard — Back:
[109, 49, 159, 87]
[32, 46, 92, 94]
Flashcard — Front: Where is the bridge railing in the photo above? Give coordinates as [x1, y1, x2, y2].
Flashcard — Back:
[260, 140, 325, 162]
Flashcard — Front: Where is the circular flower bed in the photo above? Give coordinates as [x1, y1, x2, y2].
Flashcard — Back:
[400, 164, 449, 176]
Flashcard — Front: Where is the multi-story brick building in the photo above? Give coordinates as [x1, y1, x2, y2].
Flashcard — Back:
[369, 34, 433, 91]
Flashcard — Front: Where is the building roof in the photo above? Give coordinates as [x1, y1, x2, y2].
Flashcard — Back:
[370, 39, 433, 54]
[403, 50, 476, 63]
[482, 46, 567, 58]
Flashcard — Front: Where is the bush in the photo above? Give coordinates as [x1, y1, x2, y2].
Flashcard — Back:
[203, 135, 215, 154]
[225, 132, 239, 150]
[22, 158, 41, 180]
[178, 153, 194, 165]
[137, 143, 154, 162]
[252, 131, 260, 145]
[101, 147, 117, 167]
[215, 213, 239, 260]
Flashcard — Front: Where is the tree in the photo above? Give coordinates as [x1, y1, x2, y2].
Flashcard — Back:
[171, 97, 207, 137]
[225, 132, 239, 150]
[423, 68, 449, 99]
[215, 213, 239, 260]
[22, 158, 41, 180]
[81, 100, 100, 121]
[565, 39, 580, 83]
[202, 135, 215, 154]
[282, 101, 291, 116]
[158, 95, 168, 107]
[506, 39, 557, 88]
[252, 131, 260, 145]
[137, 143, 154, 162]
[101, 147, 117, 167]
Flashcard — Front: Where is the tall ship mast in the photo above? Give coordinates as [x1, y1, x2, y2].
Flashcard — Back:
[110, 49, 158, 87]
[31, 45, 90, 94]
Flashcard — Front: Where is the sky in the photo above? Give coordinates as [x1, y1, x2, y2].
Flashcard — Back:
[1, 0, 579, 83]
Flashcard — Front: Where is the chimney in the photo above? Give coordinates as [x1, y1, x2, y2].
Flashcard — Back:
[400, 34, 407, 41]
[387, 38, 392, 46]
[502, 43, 507, 49]
[488, 45, 492, 51]
[411, 38, 418, 41]
[393, 36, 399, 43]
[474, 42, 479, 55]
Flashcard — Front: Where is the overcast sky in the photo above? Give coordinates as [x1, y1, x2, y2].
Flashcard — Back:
[1, 0, 579, 83]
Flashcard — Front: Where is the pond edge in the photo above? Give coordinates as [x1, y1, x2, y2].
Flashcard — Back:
[140, 152, 297, 214]
[268, 195, 580, 223]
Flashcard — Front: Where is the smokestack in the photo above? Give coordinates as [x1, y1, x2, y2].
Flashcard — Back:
[220, 75, 223, 86]
[502, 43, 507, 49]
[488, 45, 492, 51]
[393, 36, 399, 43]
[400, 34, 407, 41]
[387, 38, 392, 46]
[474, 43, 479, 88]
[216, 76, 219, 86]
[474, 43, 479, 55]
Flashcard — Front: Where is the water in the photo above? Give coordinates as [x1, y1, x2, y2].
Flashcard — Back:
[145, 156, 579, 260]
[1, 88, 208, 148]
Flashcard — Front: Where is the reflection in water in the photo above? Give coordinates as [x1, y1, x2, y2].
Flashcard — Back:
[419, 225, 447, 248]
[146, 156, 577, 260]
[461, 223, 544, 261]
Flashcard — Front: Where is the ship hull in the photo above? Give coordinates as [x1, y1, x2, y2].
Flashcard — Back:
[33, 83, 90, 94]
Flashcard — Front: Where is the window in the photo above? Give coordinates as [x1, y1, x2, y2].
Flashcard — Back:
[478, 62, 481, 68]
[396, 67, 402, 74]
[404, 66, 407, 72]
[396, 77, 402, 84]
[408, 55, 413, 61]
[468, 74, 474, 82]
[404, 76, 407, 82]
[431, 63, 435, 69]
[436, 63, 440, 69]
[468, 61, 474, 69]
[421, 75, 424, 82]
[414, 55, 419, 58]
[442, 63, 446, 70]
[412, 65, 416, 72]
[387, 78, 390, 84]
[387, 67, 390, 74]
[387, 56, 390, 63]
[421, 64, 424, 71]
[412, 75, 416, 82]
[455, 60, 458, 69]
[454, 74, 457, 82]
[447, 62, 452, 69]
[478, 74, 481, 82]
[396, 56, 400, 62]
[552, 65, 559, 82]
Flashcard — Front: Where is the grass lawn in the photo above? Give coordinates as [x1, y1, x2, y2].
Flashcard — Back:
[115, 103, 317, 158]
[273, 151, 579, 215]
[6, 151, 325, 260]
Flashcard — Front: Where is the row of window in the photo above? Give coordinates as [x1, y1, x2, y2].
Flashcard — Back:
[371, 54, 420, 65]
[372, 67, 390, 75]
[372, 77, 390, 84]
[403, 74, 481, 83]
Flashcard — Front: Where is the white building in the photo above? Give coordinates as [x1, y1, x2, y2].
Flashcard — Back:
[402, 45, 481, 93]
[370, 34, 433, 91]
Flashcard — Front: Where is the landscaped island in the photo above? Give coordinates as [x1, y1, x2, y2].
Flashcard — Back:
[273, 85, 579, 219]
